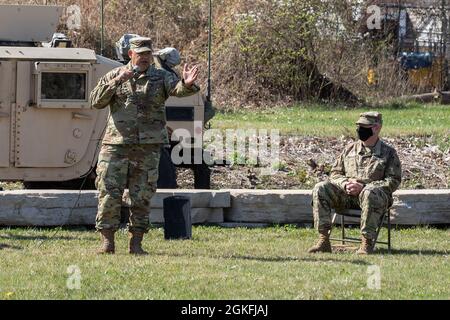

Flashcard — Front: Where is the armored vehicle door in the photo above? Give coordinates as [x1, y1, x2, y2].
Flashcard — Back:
[14, 59, 95, 169]
[0, 61, 13, 168]
[0, 46, 120, 183]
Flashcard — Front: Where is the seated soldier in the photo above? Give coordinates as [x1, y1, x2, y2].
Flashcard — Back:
[308, 112, 402, 255]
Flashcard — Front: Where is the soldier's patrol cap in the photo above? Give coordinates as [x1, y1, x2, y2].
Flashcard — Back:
[356, 111, 382, 126]
[129, 37, 153, 53]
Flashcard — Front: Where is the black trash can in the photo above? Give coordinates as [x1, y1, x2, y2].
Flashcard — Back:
[163, 196, 192, 240]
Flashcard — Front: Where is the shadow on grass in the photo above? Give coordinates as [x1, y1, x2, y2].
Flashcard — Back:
[152, 251, 371, 266]
[0, 243, 23, 250]
[230, 254, 371, 265]
[0, 234, 78, 241]
[377, 248, 449, 256]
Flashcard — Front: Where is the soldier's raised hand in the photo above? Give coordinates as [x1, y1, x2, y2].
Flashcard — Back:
[183, 64, 199, 87]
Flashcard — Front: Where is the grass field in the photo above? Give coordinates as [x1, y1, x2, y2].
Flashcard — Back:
[0, 103, 448, 300]
[212, 103, 450, 148]
[0, 226, 448, 300]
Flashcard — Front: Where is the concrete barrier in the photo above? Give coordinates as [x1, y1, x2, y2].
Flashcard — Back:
[0, 189, 448, 226]
[0, 189, 230, 226]
[224, 190, 312, 224]
[223, 189, 450, 225]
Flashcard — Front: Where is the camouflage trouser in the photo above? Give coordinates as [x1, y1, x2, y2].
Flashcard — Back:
[95, 143, 161, 233]
[312, 181, 391, 239]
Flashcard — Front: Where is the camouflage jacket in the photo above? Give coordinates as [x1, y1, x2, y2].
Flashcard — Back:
[90, 62, 199, 144]
[330, 139, 402, 196]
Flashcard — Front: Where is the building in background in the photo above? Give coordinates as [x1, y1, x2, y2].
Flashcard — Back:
[362, 0, 449, 90]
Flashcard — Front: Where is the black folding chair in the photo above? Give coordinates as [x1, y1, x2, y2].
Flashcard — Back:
[329, 208, 392, 253]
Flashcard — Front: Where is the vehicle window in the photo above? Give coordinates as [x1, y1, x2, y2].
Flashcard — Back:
[41, 72, 86, 100]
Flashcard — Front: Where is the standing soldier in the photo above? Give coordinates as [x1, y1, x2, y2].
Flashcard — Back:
[90, 37, 199, 254]
[308, 112, 402, 254]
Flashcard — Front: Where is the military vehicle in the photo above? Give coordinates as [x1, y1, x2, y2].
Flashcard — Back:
[0, 4, 213, 189]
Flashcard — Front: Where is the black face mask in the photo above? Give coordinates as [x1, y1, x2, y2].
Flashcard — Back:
[357, 126, 373, 141]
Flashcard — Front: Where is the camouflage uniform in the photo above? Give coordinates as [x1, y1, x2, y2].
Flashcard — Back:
[312, 115, 402, 240]
[91, 40, 199, 233]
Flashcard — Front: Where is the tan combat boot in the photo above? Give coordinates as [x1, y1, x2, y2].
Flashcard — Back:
[356, 236, 374, 255]
[129, 231, 148, 255]
[97, 229, 115, 254]
[307, 229, 332, 253]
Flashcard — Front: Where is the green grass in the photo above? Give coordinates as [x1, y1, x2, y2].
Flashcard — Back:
[0, 181, 23, 191]
[212, 103, 450, 146]
[0, 226, 448, 299]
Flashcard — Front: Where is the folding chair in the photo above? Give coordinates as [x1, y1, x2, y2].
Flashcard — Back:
[329, 208, 392, 253]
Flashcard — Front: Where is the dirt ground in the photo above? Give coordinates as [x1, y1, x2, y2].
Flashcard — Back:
[1, 136, 447, 191]
[177, 136, 450, 190]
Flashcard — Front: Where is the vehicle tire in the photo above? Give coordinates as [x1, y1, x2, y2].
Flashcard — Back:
[23, 167, 97, 190]
[157, 146, 177, 189]
[193, 162, 211, 189]
[23, 176, 96, 190]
